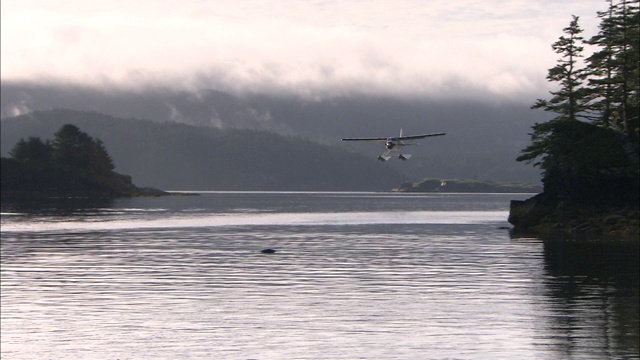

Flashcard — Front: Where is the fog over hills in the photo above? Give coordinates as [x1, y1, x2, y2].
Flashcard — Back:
[1, 82, 543, 185]
[1, 109, 407, 191]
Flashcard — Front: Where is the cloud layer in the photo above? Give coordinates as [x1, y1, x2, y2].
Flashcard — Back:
[1, 0, 606, 101]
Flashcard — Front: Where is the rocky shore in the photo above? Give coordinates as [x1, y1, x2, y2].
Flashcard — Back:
[509, 193, 639, 241]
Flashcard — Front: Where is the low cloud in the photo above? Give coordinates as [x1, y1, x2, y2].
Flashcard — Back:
[1, 0, 605, 102]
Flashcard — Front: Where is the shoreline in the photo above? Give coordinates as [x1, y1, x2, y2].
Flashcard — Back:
[0, 187, 199, 202]
[509, 194, 639, 241]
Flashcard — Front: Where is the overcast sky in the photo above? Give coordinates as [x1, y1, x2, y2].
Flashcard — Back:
[1, 0, 607, 102]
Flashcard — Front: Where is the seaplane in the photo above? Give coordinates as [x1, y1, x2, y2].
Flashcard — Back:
[342, 129, 445, 162]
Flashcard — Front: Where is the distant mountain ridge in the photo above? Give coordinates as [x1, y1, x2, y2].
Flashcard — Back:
[1, 109, 405, 191]
[1, 82, 542, 183]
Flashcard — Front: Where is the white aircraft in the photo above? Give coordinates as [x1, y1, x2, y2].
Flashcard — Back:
[342, 129, 445, 162]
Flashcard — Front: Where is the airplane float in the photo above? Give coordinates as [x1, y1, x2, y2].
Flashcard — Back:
[342, 129, 445, 162]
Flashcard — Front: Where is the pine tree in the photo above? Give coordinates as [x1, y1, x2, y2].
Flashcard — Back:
[585, 0, 640, 136]
[90, 139, 115, 175]
[9, 137, 53, 164]
[3, 123, 137, 197]
[518, 9, 639, 204]
[531, 15, 589, 121]
[9, 139, 29, 162]
[52, 124, 95, 170]
[519, 16, 589, 182]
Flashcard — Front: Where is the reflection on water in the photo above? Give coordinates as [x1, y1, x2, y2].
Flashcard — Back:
[541, 240, 639, 358]
[1, 193, 638, 359]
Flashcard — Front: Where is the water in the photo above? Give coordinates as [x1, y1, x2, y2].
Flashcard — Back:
[1, 192, 638, 359]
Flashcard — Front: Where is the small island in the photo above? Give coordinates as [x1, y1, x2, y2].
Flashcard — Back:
[394, 178, 542, 193]
[1, 124, 169, 200]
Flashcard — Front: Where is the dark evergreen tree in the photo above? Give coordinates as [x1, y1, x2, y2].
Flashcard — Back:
[518, 7, 639, 206]
[520, 16, 589, 192]
[531, 15, 589, 121]
[518, 120, 635, 204]
[9, 137, 53, 164]
[90, 139, 115, 175]
[585, 0, 639, 136]
[3, 123, 138, 197]
[8, 139, 28, 161]
[52, 124, 95, 170]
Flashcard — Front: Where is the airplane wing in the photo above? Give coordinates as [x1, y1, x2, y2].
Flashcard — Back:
[342, 132, 445, 142]
[341, 137, 388, 142]
[397, 132, 446, 140]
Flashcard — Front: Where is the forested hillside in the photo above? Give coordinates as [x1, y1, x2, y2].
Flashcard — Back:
[1, 84, 543, 184]
[1, 109, 406, 191]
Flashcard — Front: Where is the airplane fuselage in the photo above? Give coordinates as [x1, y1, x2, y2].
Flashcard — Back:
[385, 139, 397, 150]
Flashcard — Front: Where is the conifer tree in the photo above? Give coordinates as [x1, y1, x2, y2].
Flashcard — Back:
[585, 0, 639, 136]
[519, 16, 589, 178]
[52, 124, 95, 170]
[531, 15, 589, 121]
[9, 137, 53, 164]
[518, 4, 639, 205]
[3, 123, 136, 196]
[90, 139, 115, 175]
[9, 139, 29, 162]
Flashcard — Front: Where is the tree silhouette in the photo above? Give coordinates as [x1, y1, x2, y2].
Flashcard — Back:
[2, 124, 136, 197]
[531, 15, 589, 122]
[518, 2, 639, 206]
[585, 0, 639, 136]
[53, 124, 95, 170]
[9, 137, 53, 164]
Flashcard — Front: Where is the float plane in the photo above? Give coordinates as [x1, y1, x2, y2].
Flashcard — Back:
[342, 129, 445, 162]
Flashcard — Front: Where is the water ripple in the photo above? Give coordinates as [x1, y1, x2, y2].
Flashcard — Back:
[2, 193, 637, 360]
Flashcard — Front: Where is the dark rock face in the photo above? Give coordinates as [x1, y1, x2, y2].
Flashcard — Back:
[509, 193, 639, 241]
[509, 196, 548, 229]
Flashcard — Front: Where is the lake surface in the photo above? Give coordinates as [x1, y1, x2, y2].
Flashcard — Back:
[1, 192, 638, 359]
